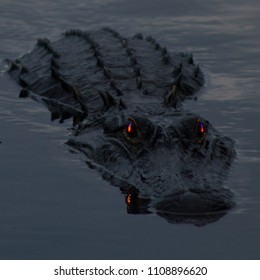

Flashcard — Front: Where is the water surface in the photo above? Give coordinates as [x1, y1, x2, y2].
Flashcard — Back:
[0, 0, 260, 259]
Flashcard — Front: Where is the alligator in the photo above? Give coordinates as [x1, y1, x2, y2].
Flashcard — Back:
[6, 28, 236, 226]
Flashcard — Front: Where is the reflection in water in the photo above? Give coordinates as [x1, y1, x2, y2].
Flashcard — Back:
[5, 25, 237, 227]
[0, 0, 259, 260]
[124, 188, 230, 226]
[125, 191, 151, 215]
[68, 144, 235, 227]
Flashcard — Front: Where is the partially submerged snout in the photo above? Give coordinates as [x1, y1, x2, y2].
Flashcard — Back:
[154, 186, 235, 226]
[156, 187, 235, 214]
[67, 112, 236, 225]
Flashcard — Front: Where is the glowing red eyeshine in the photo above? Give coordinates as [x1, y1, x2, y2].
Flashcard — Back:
[200, 124, 204, 134]
[126, 119, 138, 139]
[127, 123, 132, 134]
[196, 121, 206, 140]
[126, 194, 132, 205]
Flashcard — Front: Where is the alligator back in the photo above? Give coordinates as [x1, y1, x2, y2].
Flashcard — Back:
[7, 28, 203, 123]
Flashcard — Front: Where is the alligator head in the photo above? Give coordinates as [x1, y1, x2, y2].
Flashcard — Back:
[67, 109, 236, 226]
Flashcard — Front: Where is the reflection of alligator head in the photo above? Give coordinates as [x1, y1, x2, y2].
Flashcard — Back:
[6, 28, 236, 226]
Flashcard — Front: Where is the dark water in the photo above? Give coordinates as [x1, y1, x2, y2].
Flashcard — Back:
[0, 0, 260, 259]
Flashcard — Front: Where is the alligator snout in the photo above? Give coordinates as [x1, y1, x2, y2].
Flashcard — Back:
[153, 187, 235, 225]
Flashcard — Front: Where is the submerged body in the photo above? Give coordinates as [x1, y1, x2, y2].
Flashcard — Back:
[7, 28, 236, 225]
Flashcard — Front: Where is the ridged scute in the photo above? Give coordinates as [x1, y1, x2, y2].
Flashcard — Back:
[7, 28, 204, 120]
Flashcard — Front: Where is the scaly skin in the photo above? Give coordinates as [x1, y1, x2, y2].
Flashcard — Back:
[7, 28, 235, 225]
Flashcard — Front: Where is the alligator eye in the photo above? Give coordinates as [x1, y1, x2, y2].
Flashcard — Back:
[123, 117, 143, 143]
[125, 119, 138, 139]
[195, 120, 206, 142]
[197, 122, 205, 137]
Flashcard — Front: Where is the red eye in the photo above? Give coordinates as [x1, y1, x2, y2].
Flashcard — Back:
[196, 121, 206, 139]
[126, 121, 138, 138]
[127, 122, 132, 133]
[199, 123, 204, 134]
